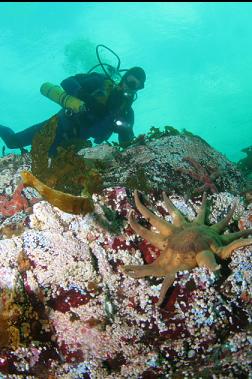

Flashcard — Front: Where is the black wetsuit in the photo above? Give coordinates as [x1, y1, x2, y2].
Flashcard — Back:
[0, 72, 135, 155]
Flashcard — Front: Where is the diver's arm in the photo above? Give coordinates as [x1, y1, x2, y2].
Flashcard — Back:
[76, 73, 107, 98]
[115, 108, 135, 144]
[118, 126, 134, 144]
[62, 73, 108, 113]
[61, 73, 104, 97]
[61, 76, 82, 97]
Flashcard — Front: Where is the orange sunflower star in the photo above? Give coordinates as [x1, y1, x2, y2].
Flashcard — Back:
[122, 191, 252, 306]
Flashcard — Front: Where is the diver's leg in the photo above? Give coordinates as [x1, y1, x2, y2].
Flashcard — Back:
[0, 120, 49, 149]
[0, 125, 20, 149]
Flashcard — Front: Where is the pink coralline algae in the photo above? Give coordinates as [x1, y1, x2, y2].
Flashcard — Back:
[0, 183, 39, 217]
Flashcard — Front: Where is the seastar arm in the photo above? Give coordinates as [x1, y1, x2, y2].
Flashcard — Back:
[210, 202, 237, 233]
[192, 192, 207, 225]
[198, 181, 217, 194]
[128, 210, 167, 250]
[178, 168, 201, 181]
[122, 261, 170, 279]
[183, 157, 205, 174]
[122, 250, 175, 279]
[217, 238, 252, 259]
[210, 167, 221, 181]
[208, 183, 218, 194]
[196, 250, 221, 271]
[220, 229, 252, 244]
[162, 192, 188, 227]
[156, 272, 176, 307]
[133, 190, 176, 236]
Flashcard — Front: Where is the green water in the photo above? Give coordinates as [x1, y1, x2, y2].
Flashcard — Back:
[0, 2, 251, 162]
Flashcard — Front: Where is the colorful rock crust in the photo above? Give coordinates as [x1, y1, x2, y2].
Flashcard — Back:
[0, 135, 251, 378]
[0, 187, 251, 378]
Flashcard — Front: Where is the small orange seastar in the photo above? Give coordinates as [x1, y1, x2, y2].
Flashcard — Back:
[122, 191, 252, 306]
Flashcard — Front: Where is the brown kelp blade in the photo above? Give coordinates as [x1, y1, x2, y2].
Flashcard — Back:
[21, 171, 94, 215]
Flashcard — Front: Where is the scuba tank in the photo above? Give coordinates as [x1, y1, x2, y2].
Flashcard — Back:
[40, 82, 86, 114]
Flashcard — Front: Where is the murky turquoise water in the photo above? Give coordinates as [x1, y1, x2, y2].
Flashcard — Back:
[0, 2, 251, 162]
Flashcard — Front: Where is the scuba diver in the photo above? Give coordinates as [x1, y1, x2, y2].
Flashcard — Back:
[0, 45, 146, 155]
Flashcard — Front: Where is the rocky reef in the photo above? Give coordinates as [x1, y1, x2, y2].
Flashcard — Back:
[79, 133, 245, 195]
[0, 133, 251, 378]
